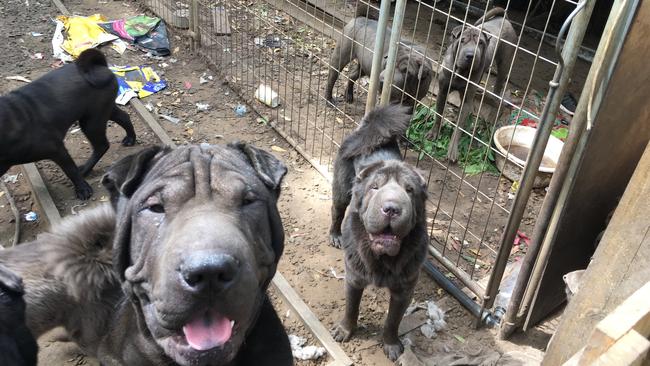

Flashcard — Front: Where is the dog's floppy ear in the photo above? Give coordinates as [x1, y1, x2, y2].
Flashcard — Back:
[101, 146, 167, 208]
[479, 31, 491, 46]
[229, 141, 288, 265]
[102, 146, 168, 283]
[229, 141, 288, 192]
[451, 25, 463, 39]
[356, 160, 385, 183]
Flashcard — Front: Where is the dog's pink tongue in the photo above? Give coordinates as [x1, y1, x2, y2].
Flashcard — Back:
[182, 309, 232, 351]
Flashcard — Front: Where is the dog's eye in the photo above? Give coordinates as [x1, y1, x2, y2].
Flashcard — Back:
[147, 204, 165, 214]
[143, 196, 165, 214]
[242, 191, 258, 206]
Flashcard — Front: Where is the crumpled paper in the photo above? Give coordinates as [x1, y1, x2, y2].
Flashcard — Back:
[288, 334, 326, 361]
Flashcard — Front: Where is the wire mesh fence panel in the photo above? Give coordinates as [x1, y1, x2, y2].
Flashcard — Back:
[139, 0, 595, 304]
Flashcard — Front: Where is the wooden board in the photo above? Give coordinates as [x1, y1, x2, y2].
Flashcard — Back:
[531, 0, 650, 348]
[272, 272, 353, 366]
[590, 330, 650, 366]
[543, 139, 650, 365]
[581, 282, 650, 363]
[20, 164, 61, 227]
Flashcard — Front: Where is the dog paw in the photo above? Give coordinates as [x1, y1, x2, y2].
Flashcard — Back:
[75, 181, 93, 200]
[122, 135, 136, 146]
[329, 233, 343, 248]
[331, 322, 353, 342]
[383, 341, 404, 362]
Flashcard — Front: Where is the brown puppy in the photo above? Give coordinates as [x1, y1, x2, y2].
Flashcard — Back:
[329, 105, 428, 361]
[428, 7, 516, 162]
[324, 6, 433, 112]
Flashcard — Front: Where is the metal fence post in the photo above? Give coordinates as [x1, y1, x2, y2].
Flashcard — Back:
[190, 0, 199, 50]
[481, 0, 594, 313]
[365, 0, 392, 114]
[498, 0, 639, 339]
[379, 0, 407, 106]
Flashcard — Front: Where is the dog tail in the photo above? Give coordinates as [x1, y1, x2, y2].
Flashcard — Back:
[355, 1, 379, 20]
[41, 204, 119, 303]
[474, 7, 506, 25]
[340, 104, 412, 159]
[75, 48, 115, 88]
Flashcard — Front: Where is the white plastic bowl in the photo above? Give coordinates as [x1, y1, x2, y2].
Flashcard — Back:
[492, 125, 564, 188]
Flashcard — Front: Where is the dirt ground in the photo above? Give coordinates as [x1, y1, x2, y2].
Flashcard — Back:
[0, 0, 552, 365]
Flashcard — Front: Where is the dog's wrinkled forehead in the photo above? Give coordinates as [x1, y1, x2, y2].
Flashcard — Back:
[363, 161, 423, 188]
[460, 28, 487, 46]
[137, 145, 265, 199]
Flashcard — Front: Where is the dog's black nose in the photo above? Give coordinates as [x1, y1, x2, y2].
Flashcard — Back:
[465, 53, 474, 61]
[180, 253, 239, 293]
[381, 202, 402, 217]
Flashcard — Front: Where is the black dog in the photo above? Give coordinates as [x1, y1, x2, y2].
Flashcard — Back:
[0, 264, 38, 366]
[0, 48, 136, 199]
[329, 105, 428, 361]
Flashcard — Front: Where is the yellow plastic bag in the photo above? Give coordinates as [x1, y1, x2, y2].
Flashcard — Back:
[57, 14, 118, 57]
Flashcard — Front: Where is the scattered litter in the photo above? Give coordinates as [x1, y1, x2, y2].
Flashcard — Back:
[254, 34, 285, 48]
[56, 14, 119, 58]
[195, 102, 210, 111]
[52, 20, 74, 62]
[110, 66, 167, 105]
[159, 114, 180, 124]
[3, 175, 19, 184]
[30, 52, 44, 60]
[256, 117, 268, 125]
[169, 58, 178, 63]
[99, 15, 171, 56]
[160, 62, 169, 68]
[271, 146, 286, 153]
[328, 267, 345, 280]
[514, 230, 530, 247]
[453, 334, 466, 343]
[420, 323, 437, 339]
[199, 72, 213, 84]
[110, 39, 128, 54]
[288, 335, 326, 361]
[5, 76, 31, 83]
[145, 102, 154, 112]
[419, 301, 446, 338]
[184, 81, 192, 90]
[24, 211, 38, 222]
[254, 84, 279, 108]
[234, 104, 247, 116]
[31, 32, 44, 37]
[426, 301, 446, 329]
